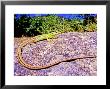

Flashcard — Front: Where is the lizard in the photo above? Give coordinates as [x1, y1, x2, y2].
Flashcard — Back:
[16, 32, 96, 70]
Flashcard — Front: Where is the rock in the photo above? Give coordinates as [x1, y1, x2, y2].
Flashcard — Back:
[14, 32, 97, 76]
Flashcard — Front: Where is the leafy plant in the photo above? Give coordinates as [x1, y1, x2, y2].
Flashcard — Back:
[85, 22, 97, 32]
[14, 14, 97, 37]
[14, 14, 31, 37]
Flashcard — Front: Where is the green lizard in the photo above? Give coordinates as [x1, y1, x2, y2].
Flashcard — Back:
[34, 32, 61, 42]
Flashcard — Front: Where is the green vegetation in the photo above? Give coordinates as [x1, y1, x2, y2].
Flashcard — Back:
[14, 14, 97, 38]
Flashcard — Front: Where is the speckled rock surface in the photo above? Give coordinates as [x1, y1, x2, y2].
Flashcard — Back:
[14, 32, 97, 76]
